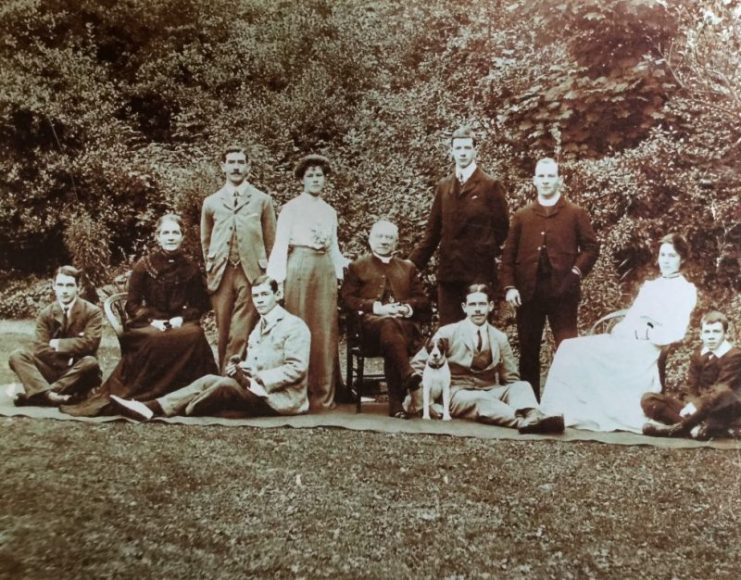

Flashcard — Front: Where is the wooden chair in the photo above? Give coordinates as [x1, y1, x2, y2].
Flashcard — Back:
[589, 308, 670, 389]
[344, 310, 386, 413]
[103, 292, 128, 346]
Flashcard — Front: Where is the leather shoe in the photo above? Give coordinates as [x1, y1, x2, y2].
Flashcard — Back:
[110, 395, 154, 421]
[642, 422, 688, 438]
[517, 408, 564, 434]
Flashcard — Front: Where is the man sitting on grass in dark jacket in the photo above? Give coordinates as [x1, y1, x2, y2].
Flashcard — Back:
[642, 310, 741, 440]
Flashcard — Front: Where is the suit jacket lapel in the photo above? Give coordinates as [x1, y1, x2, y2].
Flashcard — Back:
[459, 167, 481, 197]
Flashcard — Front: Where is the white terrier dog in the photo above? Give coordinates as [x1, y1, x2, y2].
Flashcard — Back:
[422, 336, 452, 421]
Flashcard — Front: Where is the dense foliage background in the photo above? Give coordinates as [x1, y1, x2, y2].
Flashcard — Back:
[1, 0, 738, 357]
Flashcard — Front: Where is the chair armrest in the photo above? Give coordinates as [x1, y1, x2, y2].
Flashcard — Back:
[589, 308, 629, 335]
[103, 292, 128, 337]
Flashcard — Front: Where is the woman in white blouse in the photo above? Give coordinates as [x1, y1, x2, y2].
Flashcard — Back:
[539, 233, 698, 432]
[267, 154, 346, 410]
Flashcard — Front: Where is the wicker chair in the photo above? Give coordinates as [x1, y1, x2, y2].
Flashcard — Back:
[589, 308, 671, 389]
[103, 292, 128, 346]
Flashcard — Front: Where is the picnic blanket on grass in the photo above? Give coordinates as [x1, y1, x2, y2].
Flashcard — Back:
[1, 386, 738, 450]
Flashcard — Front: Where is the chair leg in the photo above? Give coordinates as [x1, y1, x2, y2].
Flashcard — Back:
[356, 354, 364, 414]
[346, 343, 353, 407]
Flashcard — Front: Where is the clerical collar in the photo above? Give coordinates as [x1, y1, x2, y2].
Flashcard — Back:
[701, 340, 732, 358]
[58, 298, 77, 313]
[537, 193, 561, 207]
[372, 252, 393, 264]
[456, 162, 477, 183]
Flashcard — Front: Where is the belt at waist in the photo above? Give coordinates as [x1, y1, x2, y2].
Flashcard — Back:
[289, 245, 327, 255]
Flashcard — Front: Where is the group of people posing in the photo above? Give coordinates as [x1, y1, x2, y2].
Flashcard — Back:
[8, 127, 740, 440]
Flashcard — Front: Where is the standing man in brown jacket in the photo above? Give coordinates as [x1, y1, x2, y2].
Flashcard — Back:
[500, 157, 599, 400]
[409, 126, 509, 325]
[201, 145, 276, 371]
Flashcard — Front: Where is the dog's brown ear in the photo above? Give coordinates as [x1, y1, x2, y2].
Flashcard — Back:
[439, 337, 450, 354]
[425, 337, 435, 353]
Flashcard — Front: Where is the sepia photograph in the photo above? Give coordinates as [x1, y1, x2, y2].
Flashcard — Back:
[0, 0, 739, 577]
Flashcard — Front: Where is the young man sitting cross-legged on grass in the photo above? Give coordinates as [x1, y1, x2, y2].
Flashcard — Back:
[642, 310, 741, 440]
[9, 266, 102, 406]
[111, 275, 310, 420]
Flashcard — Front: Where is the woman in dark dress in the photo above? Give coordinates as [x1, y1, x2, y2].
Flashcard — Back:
[62, 214, 218, 416]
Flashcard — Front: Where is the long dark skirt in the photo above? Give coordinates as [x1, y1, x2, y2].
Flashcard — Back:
[61, 322, 217, 417]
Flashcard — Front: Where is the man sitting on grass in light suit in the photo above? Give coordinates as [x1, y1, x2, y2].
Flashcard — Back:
[110, 275, 310, 419]
[405, 283, 564, 434]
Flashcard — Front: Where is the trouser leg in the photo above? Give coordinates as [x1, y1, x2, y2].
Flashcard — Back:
[51, 356, 101, 396]
[157, 374, 223, 416]
[449, 387, 521, 428]
[211, 265, 258, 372]
[641, 393, 684, 424]
[8, 349, 58, 397]
[516, 300, 547, 400]
[547, 293, 579, 349]
[185, 377, 275, 417]
[437, 282, 467, 326]
[227, 266, 258, 368]
[379, 319, 415, 415]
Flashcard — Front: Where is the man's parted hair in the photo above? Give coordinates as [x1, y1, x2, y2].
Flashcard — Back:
[450, 126, 477, 148]
[54, 265, 82, 284]
[252, 274, 279, 295]
[221, 145, 248, 163]
[701, 310, 729, 332]
[464, 282, 493, 302]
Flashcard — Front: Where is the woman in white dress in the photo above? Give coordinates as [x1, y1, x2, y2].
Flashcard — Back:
[539, 233, 697, 432]
[267, 154, 346, 410]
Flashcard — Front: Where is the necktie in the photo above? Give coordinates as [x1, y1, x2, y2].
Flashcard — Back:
[476, 328, 483, 352]
[62, 307, 69, 333]
[233, 191, 239, 209]
[260, 318, 267, 333]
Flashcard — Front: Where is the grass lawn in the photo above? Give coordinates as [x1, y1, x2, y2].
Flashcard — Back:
[0, 320, 739, 579]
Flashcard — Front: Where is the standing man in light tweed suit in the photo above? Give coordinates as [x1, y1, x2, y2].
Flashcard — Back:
[201, 145, 276, 371]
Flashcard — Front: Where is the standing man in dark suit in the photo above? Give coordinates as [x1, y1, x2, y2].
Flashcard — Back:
[9, 266, 103, 405]
[342, 220, 431, 417]
[201, 145, 276, 371]
[500, 157, 599, 400]
[409, 126, 509, 325]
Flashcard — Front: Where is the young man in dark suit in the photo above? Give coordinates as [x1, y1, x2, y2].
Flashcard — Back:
[409, 126, 509, 325]
[201, 145, 276, 371]
[342, 220, 431, 417]
[9, 266, 103, 405]
[642, 310, 741, 439]
[500, 157, 599, 400]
